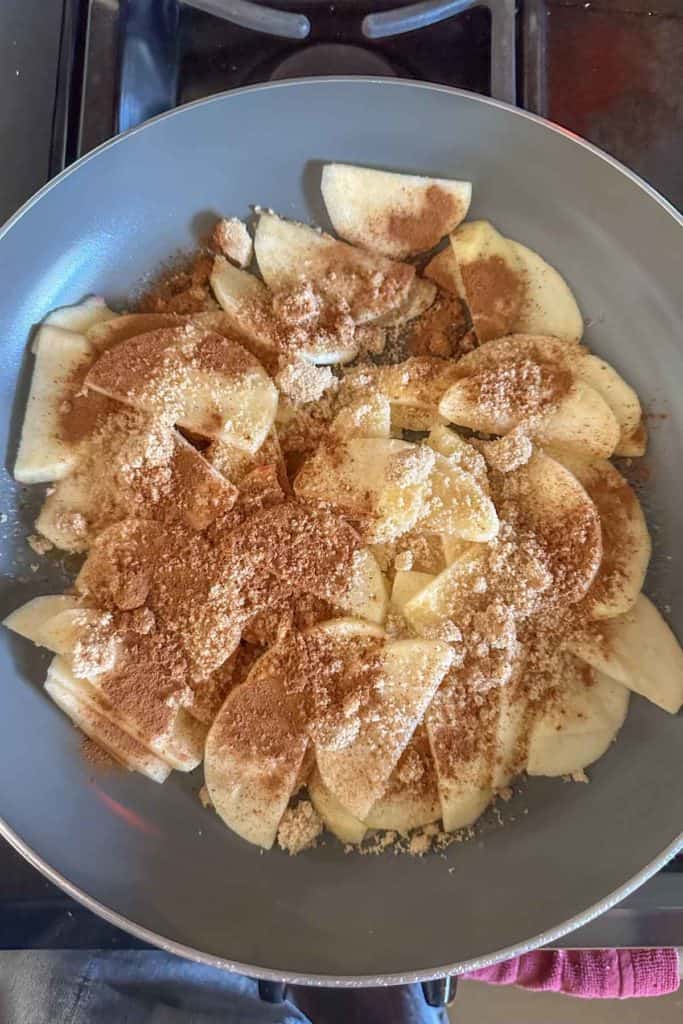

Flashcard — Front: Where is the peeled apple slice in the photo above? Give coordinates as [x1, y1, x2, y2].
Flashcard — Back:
[449, 221, 526, 342]
[527, 657, 629, 777]
[209, 256, 278, 364]
[315, 635, 453, 819]
[294, 437, 434, 542]
[48, 656, 203, 773]
[550, 453, 650, 618]
[509, 451, 602, 605]
[438, 335, 620, 459]
[424, 245, 462, 295]
[507, 240, 583, 342]
[254, 212, 414, 323]
[425, 679, 497, 831]
[44, 296, 116, 334]
[36, 425, 237, 553]
[86, 326, 278, 453]
[536, 381, 620, 459]
[44, 659, 171, 783]
[364, 727, 441, 832]
[321, 164, 471, 258]
[403, 544, 487, 638]
[87, 312, 184, 351]
[418, 451, 499, 542]
[575, 354, 643, 452]
[492, 666, 531, 789]
[615, 421, 647, 458]
[364, 357, 460, 431]
[204, 645, 311, 848]
[4, 595, 82, 647]
[426, 424, 489, 491]
[374, 278, 437, 327]
[308, 770, 367, 844]
[391, 570, 436, 611]
[37, 608, 118, 674]
[14, 325, 94, 483]
[213, 253, 359, 366]
[337, 548, 388, 625]
[330, 393, 392, 440]
[567, 595, 683, 714]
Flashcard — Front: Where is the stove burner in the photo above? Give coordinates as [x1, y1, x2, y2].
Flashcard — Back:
[270, 44, 398, 81]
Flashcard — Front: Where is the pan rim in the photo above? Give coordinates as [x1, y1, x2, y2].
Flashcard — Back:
[0, 77, 681, 985]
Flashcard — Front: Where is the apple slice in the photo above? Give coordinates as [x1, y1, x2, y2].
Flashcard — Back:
[321, 163, 471, 258]
[209, 256, 279, 364]
[567, 595, 683, 714]
[615, 421, 647, 458]
[424, 246, 461, 294]
[441, 535, 472, 566]
[374, 278, 437, 327]
[391, 570, 436, 611]
[87, 312, 184, 350]
[314, 633, 453, 819]
[294, 437, 434, 542]
[425, 677, 497, 831]
[14, 325, 95, 483]
[331, 393, 392, 440]
[215, 254, 360, 366]
[85, 325, 278, 453]
[254, 212, 414, 323]
[418, 451, 499, 542]
[403, 544, 488, 638]
[204, 642, 311, 848]
[36, 422, 237, 553]
[426, 424, 489, 491]
[308, 769, 367, 844]
[449, 221, 526, 342]
[337, 548, 388, 625]
[364, 726, 441, 832]
[36, 607, 119, 675]
[45, 658, 172, 783]
[527, 656, 629, 777]
[536, 381, 620, 458]
[504, 451, 602, 606]
[492, 666, 531, 789]
[575, 354, 642, 452]
[206, 430, 288, 493]
[4, 595, 82, 646]
[341, 357, 459, 432]
[45, 296, 116, 334]
[507, 240, 583, 342]
[549, 453, 650, 618]
[438, 335, 620, 458]
[49, 656, 204, 773]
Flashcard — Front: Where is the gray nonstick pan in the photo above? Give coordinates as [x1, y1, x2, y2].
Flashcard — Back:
[0, 79, 681, 986]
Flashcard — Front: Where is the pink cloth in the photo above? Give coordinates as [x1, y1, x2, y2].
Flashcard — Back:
[464, 948, 680, 999]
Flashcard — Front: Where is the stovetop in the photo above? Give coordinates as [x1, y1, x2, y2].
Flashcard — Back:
[1, 0, 682, 956]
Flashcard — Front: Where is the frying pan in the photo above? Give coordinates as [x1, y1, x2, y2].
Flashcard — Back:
[0, 79, 681, 986]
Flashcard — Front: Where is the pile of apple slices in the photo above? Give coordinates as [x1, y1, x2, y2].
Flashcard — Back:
[6, 160, 682, 854]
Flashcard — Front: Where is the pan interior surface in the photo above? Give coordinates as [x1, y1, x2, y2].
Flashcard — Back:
[0, 80, 681, 982]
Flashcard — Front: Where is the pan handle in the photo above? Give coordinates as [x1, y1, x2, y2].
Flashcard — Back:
[422, 974, 459, 1007]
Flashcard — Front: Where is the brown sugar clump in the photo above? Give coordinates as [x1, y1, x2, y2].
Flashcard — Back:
[210, 218, 253, 268]
[407, 292, 475, 360]
[277, 800, 323, 855]
[138, 254, 216, 315]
